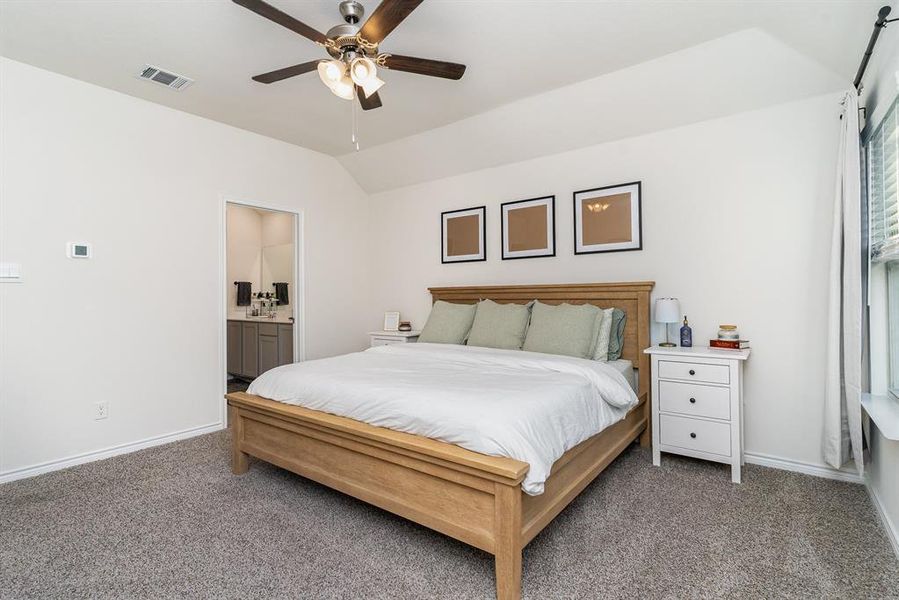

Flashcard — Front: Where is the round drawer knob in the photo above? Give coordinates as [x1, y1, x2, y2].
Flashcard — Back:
[689, 397, 696, 404]
[689, 369, 696, 376]
[690, 432, 697, 439]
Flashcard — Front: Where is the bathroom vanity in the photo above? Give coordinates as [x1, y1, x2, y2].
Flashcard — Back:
[227, 318, 294, 380]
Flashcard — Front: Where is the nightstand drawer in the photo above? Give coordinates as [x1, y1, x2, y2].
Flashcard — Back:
[371, 337, 403, 347]
[658, 381, 731, 420]
[658, 360, 729, 385]
[659, 414, 731, 457]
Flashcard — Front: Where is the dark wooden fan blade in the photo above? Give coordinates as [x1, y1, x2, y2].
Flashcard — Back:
[381, 54, 466, 80]
[252, 61, 320, 84]
[358, 0, 423, 45]
[232, 0, 328, 45]
[356, 86, 383, 110]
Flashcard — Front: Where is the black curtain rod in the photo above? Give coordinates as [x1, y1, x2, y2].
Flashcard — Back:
[853, 5, 896, 92]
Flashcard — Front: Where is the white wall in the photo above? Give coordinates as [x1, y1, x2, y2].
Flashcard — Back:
[859, 6, 899, 555]
[0, 58, 371, 478]
[367, 93, 841, 470]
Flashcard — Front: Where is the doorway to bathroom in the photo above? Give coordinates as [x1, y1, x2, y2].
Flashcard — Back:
[223, 200, 302, 401]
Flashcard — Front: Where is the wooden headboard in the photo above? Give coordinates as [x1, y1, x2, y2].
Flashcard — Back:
[428, 282, 654, 397]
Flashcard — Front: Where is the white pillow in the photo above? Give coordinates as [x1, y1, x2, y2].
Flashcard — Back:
[590, 308, 615, 362]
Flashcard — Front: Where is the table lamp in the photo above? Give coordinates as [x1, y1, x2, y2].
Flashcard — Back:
[655, 297, 681, 347]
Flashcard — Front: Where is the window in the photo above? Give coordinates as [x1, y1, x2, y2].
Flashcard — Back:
[868, 95, 899, 398]
[869, 96, 898, 262]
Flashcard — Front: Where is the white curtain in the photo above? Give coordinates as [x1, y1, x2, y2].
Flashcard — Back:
[823, 89, 864, 474]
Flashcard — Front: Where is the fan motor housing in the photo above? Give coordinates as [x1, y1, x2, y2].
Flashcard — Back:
[326, 1, 377, 58]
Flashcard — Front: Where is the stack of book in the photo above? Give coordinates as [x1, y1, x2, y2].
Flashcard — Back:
[710, 324, 748, 349]
[709, 339, 749, 350]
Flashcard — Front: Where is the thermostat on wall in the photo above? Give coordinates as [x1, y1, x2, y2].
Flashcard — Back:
[67, 242, 92, 259]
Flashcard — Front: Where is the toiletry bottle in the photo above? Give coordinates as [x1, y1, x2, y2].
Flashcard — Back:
[680, 316, 693, 347]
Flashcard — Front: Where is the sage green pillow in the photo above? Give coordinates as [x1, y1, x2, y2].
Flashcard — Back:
[608, 308, 627, 361]
[466, 299, 531, 350]
[522, 301, 600, 358]
[418, 301, 477, 344]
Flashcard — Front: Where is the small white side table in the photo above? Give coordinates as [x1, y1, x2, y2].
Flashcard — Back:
[369, 330, 421, 347]
[644, 346, 750, 483]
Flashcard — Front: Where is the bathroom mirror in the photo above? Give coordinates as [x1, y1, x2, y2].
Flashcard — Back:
[262, 243, 293, 305]
[226, 204, 296, 312]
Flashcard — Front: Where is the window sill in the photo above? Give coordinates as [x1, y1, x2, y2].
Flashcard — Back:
[861, 393, 899, 441]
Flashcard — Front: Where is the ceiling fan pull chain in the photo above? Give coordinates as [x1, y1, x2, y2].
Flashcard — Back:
[351, 87, 360, 152]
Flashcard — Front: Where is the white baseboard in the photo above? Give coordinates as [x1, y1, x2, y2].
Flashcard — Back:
[0, 421, 225, 484]
[867, 481, 899, 560]
[744, 452, 864, 484]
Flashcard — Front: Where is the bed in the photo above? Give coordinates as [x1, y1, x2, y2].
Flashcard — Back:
[225, 282, 653, 600]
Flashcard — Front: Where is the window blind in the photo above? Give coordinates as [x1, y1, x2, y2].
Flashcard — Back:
[869, 96, 899, 262]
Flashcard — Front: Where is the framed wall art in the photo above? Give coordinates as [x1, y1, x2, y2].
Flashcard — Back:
[573, 182, 642, 254]
[441, 206, 486, 264]
[501, 195, 555, 260]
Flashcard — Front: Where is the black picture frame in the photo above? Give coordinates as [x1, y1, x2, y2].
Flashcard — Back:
[573, 181, 643, 255]
[500, 195, 556, 260]
[441, 205, 487, 264]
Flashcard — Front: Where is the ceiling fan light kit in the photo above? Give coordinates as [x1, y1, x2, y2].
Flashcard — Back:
[234, 0, 466, 147]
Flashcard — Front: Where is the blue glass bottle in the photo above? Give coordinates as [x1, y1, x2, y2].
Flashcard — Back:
[680, 316, 693, 347]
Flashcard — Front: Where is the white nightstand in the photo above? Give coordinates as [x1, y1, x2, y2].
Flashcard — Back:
[644, 346, 750, 483]
[369, 330, 421, 347]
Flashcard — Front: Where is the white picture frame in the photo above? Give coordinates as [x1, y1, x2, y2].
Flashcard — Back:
[501, 195, 555, 260]
[441, 206, 486, 263]
[573, 181, 642, 254]
[383, 311, 401, 332]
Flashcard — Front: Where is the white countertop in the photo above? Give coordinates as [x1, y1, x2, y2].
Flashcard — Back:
[643, 345, 751, 360]
[228, 315, 294, 325]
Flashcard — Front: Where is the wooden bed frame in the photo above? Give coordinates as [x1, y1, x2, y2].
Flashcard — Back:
[226, 282, 654, 600]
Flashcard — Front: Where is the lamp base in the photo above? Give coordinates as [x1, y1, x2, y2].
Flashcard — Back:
[658, 342, 676, 347]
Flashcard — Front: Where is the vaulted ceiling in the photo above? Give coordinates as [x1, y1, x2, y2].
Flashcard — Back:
[0, 1, 890, 191]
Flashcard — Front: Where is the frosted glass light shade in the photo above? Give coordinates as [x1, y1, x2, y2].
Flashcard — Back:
[331, 74, 355, 100]
[654, 298, 681, 324]
[317, 60, 345, 87]
[360, 75, 385, 98]
[350, 57, 376, 84]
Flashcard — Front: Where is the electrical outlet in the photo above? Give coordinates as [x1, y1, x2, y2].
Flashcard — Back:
[94, 401, 109, 420]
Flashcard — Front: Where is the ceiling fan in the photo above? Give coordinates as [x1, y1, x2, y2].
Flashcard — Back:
[233, 0, 466, 111]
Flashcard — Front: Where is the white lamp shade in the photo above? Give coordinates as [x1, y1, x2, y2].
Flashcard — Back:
[654, 298, 681, 323]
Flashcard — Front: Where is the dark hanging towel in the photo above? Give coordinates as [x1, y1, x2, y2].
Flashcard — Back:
[235, 281, 252, 306]
[273, 282, 289, 306]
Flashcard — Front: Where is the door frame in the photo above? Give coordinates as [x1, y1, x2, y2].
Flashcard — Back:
[220, 196, 305, 425]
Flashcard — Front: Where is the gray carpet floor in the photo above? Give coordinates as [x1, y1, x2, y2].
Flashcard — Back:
[2, 430, 897, 599]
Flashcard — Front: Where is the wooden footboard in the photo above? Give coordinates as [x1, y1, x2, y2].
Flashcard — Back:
[227, 391, 647, 600]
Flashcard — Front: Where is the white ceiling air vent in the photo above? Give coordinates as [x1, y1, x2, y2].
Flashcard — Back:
[137, 65, 193, 91]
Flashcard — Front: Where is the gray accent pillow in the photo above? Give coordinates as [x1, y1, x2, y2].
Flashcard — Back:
[466, 299, 531, 350]
[608, 308, 628, 361]
[417, 301, 477, 344]
[522, 301, 600, 358]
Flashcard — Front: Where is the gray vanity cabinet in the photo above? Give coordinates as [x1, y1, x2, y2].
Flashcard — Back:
[227, 320, 294, 380]
[241, 322, 259, 377]
[258, 324, 279, 375]
[227, 321, 242, 375]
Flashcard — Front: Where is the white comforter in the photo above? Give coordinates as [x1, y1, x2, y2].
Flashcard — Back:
[247, 343, 638, 495]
